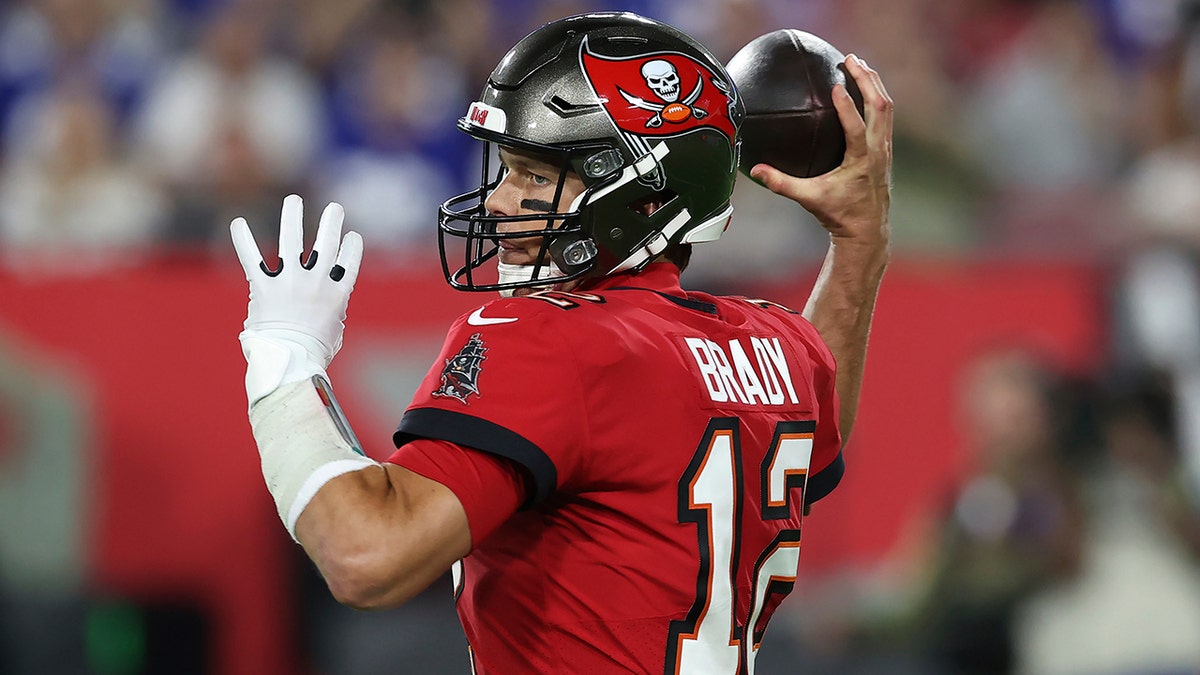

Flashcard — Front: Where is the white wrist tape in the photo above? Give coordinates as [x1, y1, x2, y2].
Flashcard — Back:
[248, 376, 377, 540]
[240, 329, 329, 408]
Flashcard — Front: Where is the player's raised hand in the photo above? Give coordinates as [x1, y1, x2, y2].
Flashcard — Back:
[750, 54, 892, 249]
[231, 194, 364, 405]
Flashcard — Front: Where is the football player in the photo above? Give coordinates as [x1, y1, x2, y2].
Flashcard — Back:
[232, 11, 891, 673]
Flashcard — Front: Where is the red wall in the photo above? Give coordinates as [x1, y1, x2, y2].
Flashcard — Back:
[0, 256, 1106, 672]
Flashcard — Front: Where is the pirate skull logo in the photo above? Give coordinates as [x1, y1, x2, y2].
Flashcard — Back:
[641, 60, 680, 102]
[620, 58, 708, 128]
[580, 40, 738, 143]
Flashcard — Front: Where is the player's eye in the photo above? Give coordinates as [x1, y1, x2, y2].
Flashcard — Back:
[530, 172, 552, 186]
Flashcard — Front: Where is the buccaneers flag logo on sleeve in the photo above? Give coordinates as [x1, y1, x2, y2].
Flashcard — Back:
[580, 39, 737, 148]
[433, 333, 488, 404]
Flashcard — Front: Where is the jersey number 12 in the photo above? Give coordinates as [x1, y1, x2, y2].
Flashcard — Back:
[666, 417, 815, 675]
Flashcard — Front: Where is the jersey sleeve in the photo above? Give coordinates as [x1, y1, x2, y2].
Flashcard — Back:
[387, 438, 525, 547]
[392, 300, 588, 508]
[790, 315, 843, 506]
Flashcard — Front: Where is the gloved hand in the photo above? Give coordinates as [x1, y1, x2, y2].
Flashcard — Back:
[231, 194, 363, 406]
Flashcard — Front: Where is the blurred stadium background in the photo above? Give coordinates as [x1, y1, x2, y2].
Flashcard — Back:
[1, 0, 1199, 673]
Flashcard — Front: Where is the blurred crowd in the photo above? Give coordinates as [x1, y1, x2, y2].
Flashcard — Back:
[0, 0, 1196, 275]
[776, 349, 1200, 675]
[5, 0, 1200, 673]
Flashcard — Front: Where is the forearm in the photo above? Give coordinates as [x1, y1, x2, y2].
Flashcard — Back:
[247, 378, 469, 608]
[295, 464, 471, 610]
[803, 235, 888, 442]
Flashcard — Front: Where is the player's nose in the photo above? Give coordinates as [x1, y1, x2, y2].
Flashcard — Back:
[484, 178, 516, 218]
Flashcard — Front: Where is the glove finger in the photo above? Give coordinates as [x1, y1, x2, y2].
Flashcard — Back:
[230, 217, 264, 279]
[311, 202, 345, 272]
[332, 231, 364, 288]
[279, 194, 305, 269]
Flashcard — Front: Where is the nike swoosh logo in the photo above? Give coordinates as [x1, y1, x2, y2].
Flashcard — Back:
[467, 307, 519, 326]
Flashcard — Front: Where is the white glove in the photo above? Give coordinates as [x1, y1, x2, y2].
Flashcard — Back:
[231, 194, 363, 406]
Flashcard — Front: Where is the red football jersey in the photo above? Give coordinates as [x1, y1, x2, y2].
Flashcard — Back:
[389, 263, 842, 674]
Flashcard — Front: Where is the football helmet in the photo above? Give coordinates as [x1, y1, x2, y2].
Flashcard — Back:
[438, 11, 744, 293]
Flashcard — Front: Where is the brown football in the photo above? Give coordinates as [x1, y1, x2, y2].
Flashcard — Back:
[726, 29, 865, 178]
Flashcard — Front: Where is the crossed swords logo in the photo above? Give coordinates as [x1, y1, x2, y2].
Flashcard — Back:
[618, 76, 708, 128]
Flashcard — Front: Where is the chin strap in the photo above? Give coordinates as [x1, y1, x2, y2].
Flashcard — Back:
[496, 261, 565, 297]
